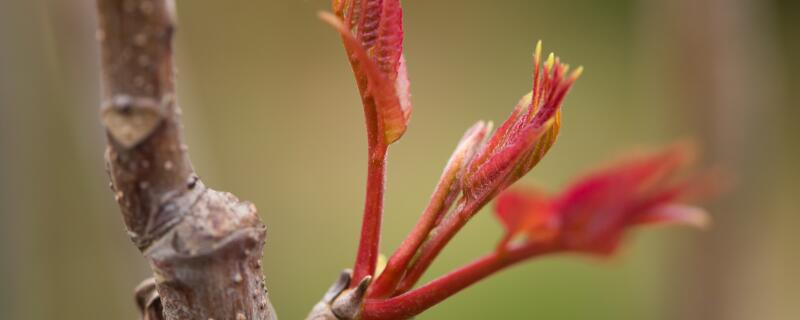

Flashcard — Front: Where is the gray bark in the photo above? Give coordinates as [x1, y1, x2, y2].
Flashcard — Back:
[96, 0, 277, 319]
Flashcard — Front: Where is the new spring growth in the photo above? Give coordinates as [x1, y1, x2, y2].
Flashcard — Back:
[462, 41, 583, 211]
[311, 1, 718, 319]
[380, 42, 583, 298]
[494, 143, 714, 255]
[359, 144, 717, 320]
[320, 0, 411, 145]
[321, 0, 414, 287]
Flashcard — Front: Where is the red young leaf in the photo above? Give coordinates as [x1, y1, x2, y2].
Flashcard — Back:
[462, 42, 581, 204]
[493, 143, 713, 256]
[494, 188, 558, 250]
[323, 0, 411, 145]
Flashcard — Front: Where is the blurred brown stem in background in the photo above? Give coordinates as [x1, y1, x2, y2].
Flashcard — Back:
[95, 0, 276, 319]
[640, 0, 787, 319]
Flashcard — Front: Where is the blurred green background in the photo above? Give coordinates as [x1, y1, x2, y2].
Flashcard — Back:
[1, 0, 798, 319]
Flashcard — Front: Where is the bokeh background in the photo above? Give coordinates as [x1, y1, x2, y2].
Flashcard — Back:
[1, 0, 798, 319]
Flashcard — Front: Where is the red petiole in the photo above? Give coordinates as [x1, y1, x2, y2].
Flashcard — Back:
[362, 242, 559, 320]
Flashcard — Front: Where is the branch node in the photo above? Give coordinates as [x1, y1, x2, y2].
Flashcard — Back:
[101, 94, 166, 148]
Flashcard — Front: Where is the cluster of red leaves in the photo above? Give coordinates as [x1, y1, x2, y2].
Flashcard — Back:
[320, 1, 716, 319]
[368, 43, 582, 300]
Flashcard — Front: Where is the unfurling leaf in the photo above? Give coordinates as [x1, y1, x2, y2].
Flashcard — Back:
[322, 0, 411, 145]
[494, 143, 714, 256]
[432, 121, 493, 215]
[462, 42, 581, 205]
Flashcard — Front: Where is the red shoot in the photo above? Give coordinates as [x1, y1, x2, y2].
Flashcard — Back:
[389, 43, 582, 296]
[356, 144, 715, 320]
[368, 121, 492, 298]
[315, 1, 719, 319]
[321, 0, 412, 286]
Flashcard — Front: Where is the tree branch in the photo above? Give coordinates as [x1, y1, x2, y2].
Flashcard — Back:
[96, 0, 276, 319]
